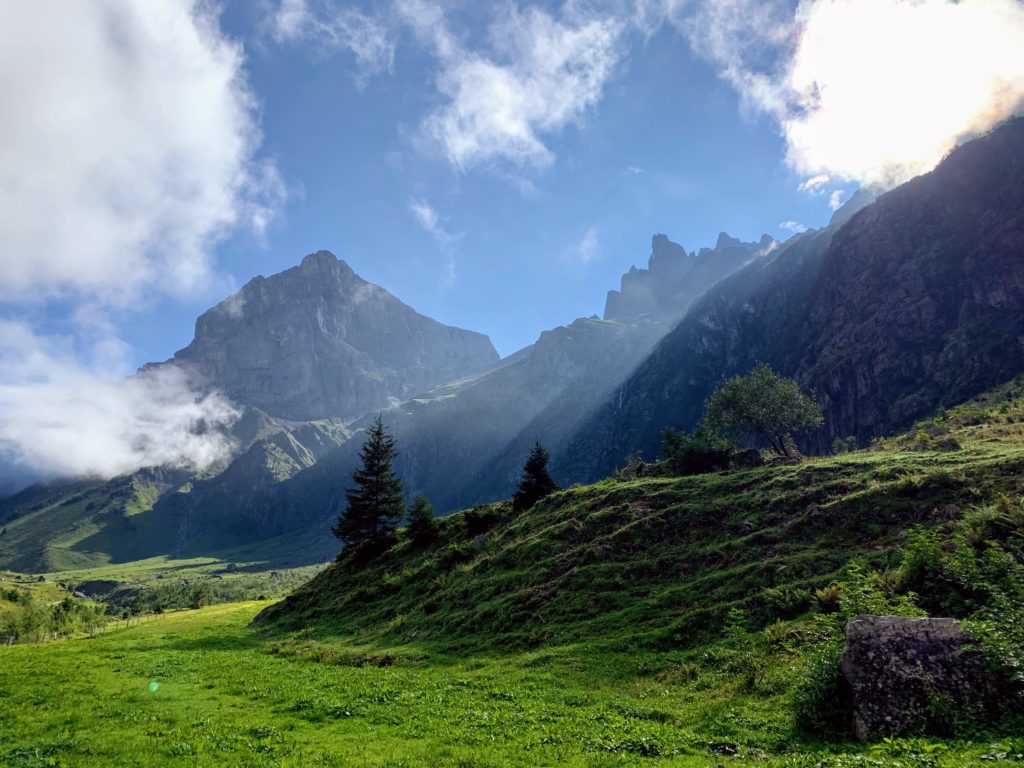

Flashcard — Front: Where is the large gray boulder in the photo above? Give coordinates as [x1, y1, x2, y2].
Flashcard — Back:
[840, 615, 997, 739]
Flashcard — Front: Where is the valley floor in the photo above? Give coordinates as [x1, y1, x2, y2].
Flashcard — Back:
[0, 602, 1019, 768]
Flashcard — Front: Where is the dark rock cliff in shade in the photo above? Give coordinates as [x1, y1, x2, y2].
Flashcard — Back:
[604, 232, 777, 323]
[152, 250, 499, 422]
[559, 117, 1024, 482]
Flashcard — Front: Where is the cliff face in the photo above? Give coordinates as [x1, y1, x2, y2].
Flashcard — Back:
[156, 251, 499, 421]
[559, 118, 1024, 481]
[603, 232, 776, 323]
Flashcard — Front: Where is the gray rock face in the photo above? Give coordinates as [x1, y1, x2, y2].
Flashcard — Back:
[603, 232, 776, 323]
[151, 251, 499, 421]
[840, 615, 996, 739]
[562, 117, 1024, 481]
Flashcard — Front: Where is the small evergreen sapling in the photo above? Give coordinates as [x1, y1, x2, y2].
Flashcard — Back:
[512, 441, 558, 512]
[405, 494, 438, 544]
[333, 415, 405, 556]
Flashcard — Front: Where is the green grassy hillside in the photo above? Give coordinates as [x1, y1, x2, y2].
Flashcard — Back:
[261, 378, 1024, 655]
[2, 383, 1023, 765]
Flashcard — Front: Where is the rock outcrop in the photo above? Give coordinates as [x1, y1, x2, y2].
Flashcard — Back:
[840, 615, 997, 739]
[603, 232, 776, 323]
[151, 251, 499, 421]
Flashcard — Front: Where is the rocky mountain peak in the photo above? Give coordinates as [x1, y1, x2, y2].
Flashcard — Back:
[649, 233, 690, 270]
[152, 250, 500, 422]
[715, 231, 742, 250]
[604, 231, 776, 324]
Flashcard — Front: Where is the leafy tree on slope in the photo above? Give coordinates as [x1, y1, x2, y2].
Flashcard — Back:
[703, 363, 823, 457]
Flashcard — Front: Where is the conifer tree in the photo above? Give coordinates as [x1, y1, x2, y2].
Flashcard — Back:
[405, 493, 438, 544]
[512, 440, 558, 512]
[333, 415, 404, 555]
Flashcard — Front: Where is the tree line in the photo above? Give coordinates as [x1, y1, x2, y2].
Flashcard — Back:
[0, 587, 107, 644]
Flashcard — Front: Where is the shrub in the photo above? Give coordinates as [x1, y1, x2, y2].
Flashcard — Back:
[760, 585, 811, 620]
[660, 427, 732, 476]
[832, 435, 858, 454]
[812, 584, 843, 614]
[791, 624, 851, 738]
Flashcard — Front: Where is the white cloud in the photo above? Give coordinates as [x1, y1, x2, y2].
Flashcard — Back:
[409, 198, 459, 287]
[624, 165, 644, 175]
[269, 0, 394, 87]
[398, 1, 626, 170]
[0, 323, 239, 481]
[575, 227, 600, 265]
[797, 173, 830, 193]
[409, 198, 459, 246]
[828, 189, 846, 212]
[779, 220, 808, 234]
[0, 0, 280, 306]
[655, 0, 1024, 188]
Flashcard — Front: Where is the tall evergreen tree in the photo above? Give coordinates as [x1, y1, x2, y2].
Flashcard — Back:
[333, 415, 404, 555]
[512, 441, 559, 512]
[405, 493, 438, 544]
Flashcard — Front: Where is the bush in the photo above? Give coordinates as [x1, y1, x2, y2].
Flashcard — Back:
[792, 624, 851, 738]
[812, 584, 843, 614]
[832, 435, 858, 454]
[760, 585, 811, 620]
[661, 427, 732, 476]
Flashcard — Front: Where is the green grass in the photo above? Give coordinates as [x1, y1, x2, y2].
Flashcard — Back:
[3, 380, 1024, 765]
[266, 438, 1024, 653]
[3, 602, 1021, 767]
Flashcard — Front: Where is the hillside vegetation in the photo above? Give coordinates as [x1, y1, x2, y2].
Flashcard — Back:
[262, 377, 1024, 655]
[2, 383, 1024, 766]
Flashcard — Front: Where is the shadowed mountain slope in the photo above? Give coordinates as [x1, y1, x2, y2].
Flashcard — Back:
[558, 117, 1024, 483]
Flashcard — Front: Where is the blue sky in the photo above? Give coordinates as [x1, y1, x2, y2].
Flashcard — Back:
[84, 1, 849, 365]
[199, 6, 829, 359]
[2, 0, 1022, 483]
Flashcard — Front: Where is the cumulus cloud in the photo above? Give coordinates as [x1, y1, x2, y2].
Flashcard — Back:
[0, 1, 272, 485]
[828, 190, 846, 212]
[0, 0, 280, 306]
[398, 0, 625, 170]
[783, 0, 1024, 187]
[270, 0, 395, 86]
[656, 0, 1024, 188]
[0, 323, 239, 480]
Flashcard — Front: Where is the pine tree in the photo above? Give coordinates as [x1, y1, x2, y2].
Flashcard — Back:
[332, 415, 405, 555]
[512, 441, 559, 513]
[405, 494, 438, 544]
